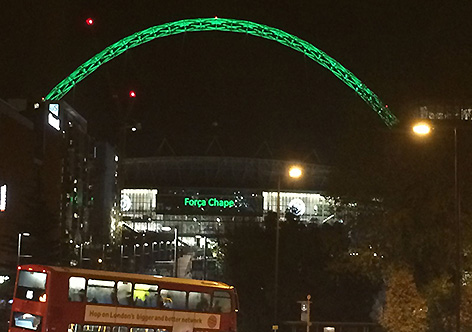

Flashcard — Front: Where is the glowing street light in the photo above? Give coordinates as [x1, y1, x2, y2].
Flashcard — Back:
[289, 166, 303, 179]
[412, 122, 432, 135]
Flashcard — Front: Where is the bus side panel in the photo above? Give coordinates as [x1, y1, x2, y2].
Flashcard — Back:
[46, 272, 85, 332]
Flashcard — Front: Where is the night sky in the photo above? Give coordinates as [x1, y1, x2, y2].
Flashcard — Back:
[2, 1, 471, 163]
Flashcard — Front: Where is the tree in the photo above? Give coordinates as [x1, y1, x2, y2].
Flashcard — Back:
[380, 267, 428, 332]
[221, 215, 378, 332]
[326, 122, 472, 330]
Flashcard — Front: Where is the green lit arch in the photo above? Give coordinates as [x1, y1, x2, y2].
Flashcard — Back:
[45, 17, 398, 126]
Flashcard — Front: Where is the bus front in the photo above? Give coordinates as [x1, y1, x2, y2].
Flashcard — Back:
[9, 266, 49, 332]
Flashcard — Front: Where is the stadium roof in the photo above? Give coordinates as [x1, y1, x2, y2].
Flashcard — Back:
[123, 156, 331, 192]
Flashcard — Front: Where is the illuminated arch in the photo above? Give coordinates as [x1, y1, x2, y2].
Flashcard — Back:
[45, 17, 398, 126]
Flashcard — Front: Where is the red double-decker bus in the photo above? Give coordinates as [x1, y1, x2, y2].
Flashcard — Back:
[9, 265, 238, 332]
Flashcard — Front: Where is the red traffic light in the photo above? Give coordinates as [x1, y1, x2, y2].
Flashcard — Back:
[129, 90, 137, 98]
[86, 18, 94, 26]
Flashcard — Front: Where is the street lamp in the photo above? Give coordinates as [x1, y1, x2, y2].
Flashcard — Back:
[274, 165, 303, 326]
[412, 121, 461, 332]
[17, 232, 30, 266]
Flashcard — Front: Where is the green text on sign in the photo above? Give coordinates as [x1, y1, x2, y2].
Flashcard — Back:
[184, 197, 235, 209]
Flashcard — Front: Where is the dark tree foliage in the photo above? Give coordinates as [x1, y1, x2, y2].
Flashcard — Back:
[221, 215, 378, 332]
[326, 121, 472, 330]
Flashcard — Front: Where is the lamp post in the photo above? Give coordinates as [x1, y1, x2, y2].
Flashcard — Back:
[413, 121, 461, 332]
[17, 232, 30, 266]
[274, 165, 303, 326]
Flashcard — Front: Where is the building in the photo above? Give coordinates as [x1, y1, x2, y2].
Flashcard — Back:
[119, 156, 334, 279]
[1, 99, 118, 270]
[0, 99, 37, 270]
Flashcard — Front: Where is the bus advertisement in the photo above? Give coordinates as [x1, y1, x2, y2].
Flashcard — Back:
[9, 265, 238, 332]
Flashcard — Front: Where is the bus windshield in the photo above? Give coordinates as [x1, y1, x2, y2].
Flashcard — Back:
[15, 270, 47, 301]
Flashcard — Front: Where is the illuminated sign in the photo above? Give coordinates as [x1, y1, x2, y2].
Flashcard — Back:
[184, 197, 235, 209]
[121, 194, 132, 212]
[0, 184, 6, 212]
[47, 103, 60, 131]
[156, 190, 263, 216]
[288, 198, 306, 216]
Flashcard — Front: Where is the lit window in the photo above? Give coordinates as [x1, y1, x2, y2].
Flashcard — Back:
[86, 279, 115, 304]
[0, 184, 6, 212]
[47, 103, 60, 131]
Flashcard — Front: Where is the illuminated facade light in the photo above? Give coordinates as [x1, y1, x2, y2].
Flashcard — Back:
[0, 184, 6, 212]
[0, 276, 9, 284]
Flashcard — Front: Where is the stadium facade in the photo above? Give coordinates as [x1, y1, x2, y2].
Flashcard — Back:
[120, 156, 335, 278]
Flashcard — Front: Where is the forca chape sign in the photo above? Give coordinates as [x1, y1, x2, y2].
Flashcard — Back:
[184, 197, 235, 209]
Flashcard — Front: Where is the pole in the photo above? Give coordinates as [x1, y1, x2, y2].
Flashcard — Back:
[454, 127, 461, 332]
[80, 243, 84, 268]
[120, 244, 124, 271]
[174, 228, 178, 277]
[274, 176, 281, 325]
[203, 235, 207, 280]
[17, 233, 30, 266]
[17, 233, 22, 266]
[306, 294, 311, 332]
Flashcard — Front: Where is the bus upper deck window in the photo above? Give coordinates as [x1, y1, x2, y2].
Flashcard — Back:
[212, 291, 232, 313]
[159, 289, 186, 310]
[117, 282, 133, 306]
[133, 283, 159, 308]
[86, 279, 115, 304]
[188, 292, 211, 312]
[69, 277, 86, 302]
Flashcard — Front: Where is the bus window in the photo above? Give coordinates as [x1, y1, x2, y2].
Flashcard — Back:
[159, 289, 186, 310]
[12, 312, 42, 331]
[112, 327, 128, 332]
[116, 281, 133, 306]
[212, 291, 232, 313]
[188, 292, 211, 312]
[133, 283, 159, 308]
[130, 328, 155, 332]
[68, 323, 83, 332]
[69, 277, 86, 302]
[16, 270, 47, 302]
[86, 279, 115, 304]
[83, 325, 111, 332]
